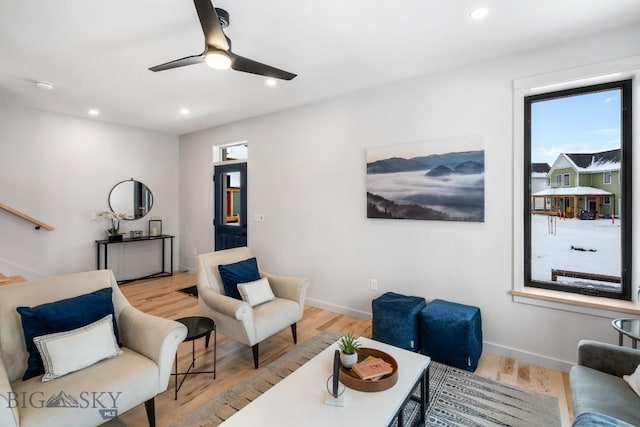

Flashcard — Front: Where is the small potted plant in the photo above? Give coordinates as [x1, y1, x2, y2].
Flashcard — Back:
[338, 332, 361, 368]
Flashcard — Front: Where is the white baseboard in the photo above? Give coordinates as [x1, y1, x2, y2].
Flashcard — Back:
[0, 258, 48, 280]
[482, 341, 574, 373]
[306, 298, 574, 373]
[306, 298, 372, 321]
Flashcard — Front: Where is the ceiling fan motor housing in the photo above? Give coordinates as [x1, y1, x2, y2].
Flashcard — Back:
[215, 8, 229, 28]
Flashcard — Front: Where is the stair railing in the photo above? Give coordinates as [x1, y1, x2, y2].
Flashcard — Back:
[0, 203, 55, 230]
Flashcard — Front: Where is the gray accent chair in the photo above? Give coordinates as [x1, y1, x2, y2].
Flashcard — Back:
[570, 340, 640, 426]
[196, 247, 310, 368]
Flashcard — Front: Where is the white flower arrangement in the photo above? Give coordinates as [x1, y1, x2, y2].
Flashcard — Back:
[97, 211, 126, 236]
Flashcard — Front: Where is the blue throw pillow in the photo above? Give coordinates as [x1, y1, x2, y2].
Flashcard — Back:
[218, 257, 261, 300]
[16, 287, 120, 381]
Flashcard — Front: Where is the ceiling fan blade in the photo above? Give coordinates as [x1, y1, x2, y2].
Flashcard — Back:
[149, 53, 205, 72]
[193, 0, 229, 51]
[230, 53, 297, 81]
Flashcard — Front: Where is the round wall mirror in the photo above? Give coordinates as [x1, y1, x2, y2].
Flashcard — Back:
[108, 179, 153, 220]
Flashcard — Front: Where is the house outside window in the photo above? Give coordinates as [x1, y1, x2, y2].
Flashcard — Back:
[525, 79, 632, 300]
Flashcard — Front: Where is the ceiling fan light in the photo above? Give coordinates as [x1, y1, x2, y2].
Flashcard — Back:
[205, 50, 231, 70]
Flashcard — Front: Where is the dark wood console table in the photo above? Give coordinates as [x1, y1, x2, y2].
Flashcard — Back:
[95, 234, 174, 284]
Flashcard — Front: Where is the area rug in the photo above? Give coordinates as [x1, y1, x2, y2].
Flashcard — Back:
[172, 330, 561, 427]
[177, 285, 198, 298]
[395, 363, 561, 426]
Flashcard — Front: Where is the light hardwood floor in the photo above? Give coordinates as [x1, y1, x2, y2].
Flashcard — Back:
[107, 272, 573, 427]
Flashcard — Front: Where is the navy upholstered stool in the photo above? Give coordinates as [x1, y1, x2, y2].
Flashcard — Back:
[372, 292, 426, 351]
[419, 299, 482, 371]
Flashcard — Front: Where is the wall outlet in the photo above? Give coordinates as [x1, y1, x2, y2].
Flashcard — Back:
[369, 279, 378, 291]
[253, 213, 265, 222]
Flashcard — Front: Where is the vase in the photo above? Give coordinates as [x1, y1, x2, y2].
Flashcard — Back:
[108, 234, 123, 242]
[340, 351, 358, 369]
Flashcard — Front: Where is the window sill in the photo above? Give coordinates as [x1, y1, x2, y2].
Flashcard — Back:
[511, 287, 640, 318]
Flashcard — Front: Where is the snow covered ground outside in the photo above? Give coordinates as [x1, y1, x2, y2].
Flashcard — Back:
[530, 215, 621, 290]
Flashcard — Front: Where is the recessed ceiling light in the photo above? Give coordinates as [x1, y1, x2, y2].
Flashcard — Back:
[34, 81, 54, 90]
[470, 7, 489, 20]
[265, 79, 277, 87]
[88, 109, 99, 116]
[180, 108, 190, 115]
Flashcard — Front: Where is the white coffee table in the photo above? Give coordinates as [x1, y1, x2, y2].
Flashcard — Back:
[221, 337, 430, 427]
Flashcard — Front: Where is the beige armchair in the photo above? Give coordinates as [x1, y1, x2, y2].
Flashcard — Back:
[196, 247, 310, 368]
[0, 270, 187, 427]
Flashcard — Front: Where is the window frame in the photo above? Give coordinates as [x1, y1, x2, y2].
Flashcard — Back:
[563, 173, 570, 186]
[604, 171, 612, 184]
[212, 141, 248, 164]
[524, 79, 633, 300]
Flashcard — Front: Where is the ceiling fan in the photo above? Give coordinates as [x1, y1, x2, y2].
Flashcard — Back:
[149, 0, 296, 80]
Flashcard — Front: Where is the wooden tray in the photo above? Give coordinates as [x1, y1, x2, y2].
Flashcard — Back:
[338, 347, 398, 392]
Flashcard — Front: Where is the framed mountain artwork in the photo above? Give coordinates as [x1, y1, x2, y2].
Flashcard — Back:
[366, 136, 485, 222]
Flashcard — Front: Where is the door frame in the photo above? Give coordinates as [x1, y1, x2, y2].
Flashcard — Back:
[213, 162, 247, 251]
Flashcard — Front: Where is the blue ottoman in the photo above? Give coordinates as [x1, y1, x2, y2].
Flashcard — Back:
[419, 299, 482, 371]
[372, 292, 426, 351]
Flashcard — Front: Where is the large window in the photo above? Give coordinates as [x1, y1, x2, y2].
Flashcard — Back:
[524, 80, 632, 300]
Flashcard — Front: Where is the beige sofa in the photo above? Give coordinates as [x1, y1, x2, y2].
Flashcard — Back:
[196, 247, 309, 368]
[0, 270, 187, 427]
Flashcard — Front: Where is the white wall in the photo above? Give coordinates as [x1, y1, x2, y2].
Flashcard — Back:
[178, 24, 640, 370]
[0, 104, 179, 280]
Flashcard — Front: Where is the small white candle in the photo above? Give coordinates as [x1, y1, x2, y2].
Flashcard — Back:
[152, 227, 158, 236]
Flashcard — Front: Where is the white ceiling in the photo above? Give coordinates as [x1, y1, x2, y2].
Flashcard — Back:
[1, 0, 639, 135]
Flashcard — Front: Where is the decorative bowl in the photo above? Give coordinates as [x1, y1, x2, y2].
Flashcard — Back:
[338, 347, 398, 392]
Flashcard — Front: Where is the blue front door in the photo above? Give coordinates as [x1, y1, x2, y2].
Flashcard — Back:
[214, 163, 247, 250]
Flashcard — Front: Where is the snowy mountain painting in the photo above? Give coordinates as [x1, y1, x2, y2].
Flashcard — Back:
[367, 137, 485, 222]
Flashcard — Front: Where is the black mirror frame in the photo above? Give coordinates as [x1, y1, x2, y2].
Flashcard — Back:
[108, 178, 153, 220]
